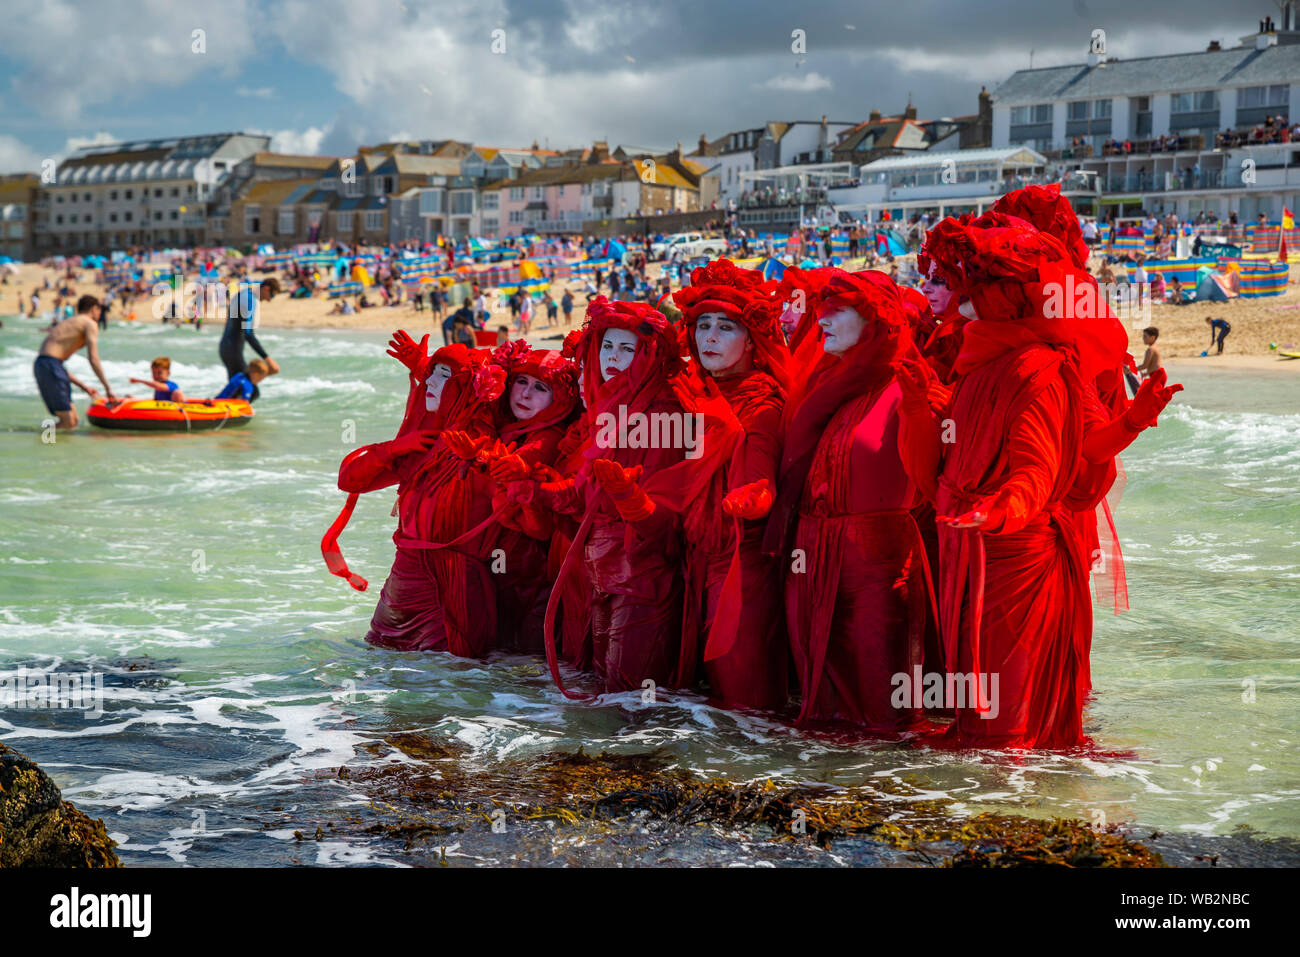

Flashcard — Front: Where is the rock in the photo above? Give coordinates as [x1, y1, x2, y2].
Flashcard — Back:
[0, 741, 120, 868]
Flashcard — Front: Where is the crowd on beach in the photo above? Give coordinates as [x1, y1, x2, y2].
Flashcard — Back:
[320, 183, 1183, 750]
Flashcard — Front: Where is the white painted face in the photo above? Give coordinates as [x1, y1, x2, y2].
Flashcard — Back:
[694, 312, 752, 375]
[509, 372, 554, 420]
[957, 299, 980, 321]
[818, 305, 867, 356]
[599, 328, 639, 382]
[921, 262, 956, 316]
[424, 363, 453, 411]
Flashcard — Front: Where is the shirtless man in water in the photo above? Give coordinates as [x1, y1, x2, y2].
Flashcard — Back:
[33, 294, 118, 429]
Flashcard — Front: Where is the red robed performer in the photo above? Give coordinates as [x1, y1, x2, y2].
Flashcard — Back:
[508, 297, 737, 696]
[895, 217, 1179, 749]
[450, 345, 582, 654]
[325, 339, 491, 652]
[764, 268, 931, 731]
[672, 259, 790, 711]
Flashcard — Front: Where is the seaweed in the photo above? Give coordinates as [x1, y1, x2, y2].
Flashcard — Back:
[327, 733, 1164, 867]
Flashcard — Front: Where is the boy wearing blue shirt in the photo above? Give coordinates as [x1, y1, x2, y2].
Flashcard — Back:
[129, 356, 186, 402]
[216, 358, 270, 403]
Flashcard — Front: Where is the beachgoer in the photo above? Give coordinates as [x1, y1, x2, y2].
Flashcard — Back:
[1206, 316, 1230, 354]
[216, 357, 272, 403]
[220, 280, 280, 380]
[33, 295, 117, 429]
[129, 356, 186, 402]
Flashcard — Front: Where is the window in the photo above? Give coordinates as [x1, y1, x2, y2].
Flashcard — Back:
[56, 215, 64, 224]
[124, 211, 132, 222]
[508, 210, 524, 223]
[84, 193, 92, 202]
[278, 209, 296, 234]
[56, 195, 64, 203]
[452, 193, 473, 215]
[532, 187, 543, 199]
[109, 213, 118, 223]
[420, 190, 444, 214]
[170, 188, 179, 197]
[1010, 103, 1052, 125]
[154, 188, 163, 197]
[364, 210, 383, 231]
[170, 210, 178, 220]
[154, 211, 163, 221]
[509, 187, 524, 201]
[110, 190, 118, 201]
[125, 189, 133, 200]
[481, 192, 498, 211]
[1094, 99, 1112, 118]
[244, 205, 260, 233]
[1238, 85, 1290, 108]
[1171, 90, 1218, 113]
[337, 211, 353, 232]
[1068, 101, 1089, 121]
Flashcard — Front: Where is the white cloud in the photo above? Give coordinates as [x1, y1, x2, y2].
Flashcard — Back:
[0, 135, 43, 174]
[237, 86, 275, 99]
[63, 131, 118, 153]
[756, 72, 834, 93]
[248, 126, 331, 155]
[0, 0, 257, 123]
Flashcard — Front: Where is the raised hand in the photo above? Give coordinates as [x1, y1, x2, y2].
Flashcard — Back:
[592, 458, 643, 495]
[443, 429, 491, 462]
[1125, 368, 1184, 430]
[937, 494, 1006, 531]
[385, 429, 439, 460]
[488, 451, 530, 484]
[722, 478, 774, 520]
[892, 352, 933, 410]
[386, 329, 429, 373]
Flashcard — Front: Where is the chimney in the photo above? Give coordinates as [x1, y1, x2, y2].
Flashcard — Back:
[1207, 39, 1222, 51]
[978, 85, 992, 118]
[698, 133, 708, 154]
[530, 139, 539, 151]
[904, 103, 917, 120]
[869, 108, 882, 123]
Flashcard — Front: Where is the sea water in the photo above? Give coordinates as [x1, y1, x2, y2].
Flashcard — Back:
[1, 316, 1297, 866]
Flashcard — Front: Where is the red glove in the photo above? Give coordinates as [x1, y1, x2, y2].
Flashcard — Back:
[722, 478, 774, 520]
[488, 452, 530, 484]
[592, 458, 654, 522]
[386, 329, 428, 373]
[892, 352, 933, 414]
[384, 429, 439, 461]
[444, 430, 491, 462]
[1124, 368, 1184, 431]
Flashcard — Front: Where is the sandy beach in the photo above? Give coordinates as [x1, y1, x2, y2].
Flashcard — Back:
[5, 258, 1300, 369]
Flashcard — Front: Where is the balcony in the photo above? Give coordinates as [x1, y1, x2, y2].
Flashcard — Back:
[592, 194, 613, 210]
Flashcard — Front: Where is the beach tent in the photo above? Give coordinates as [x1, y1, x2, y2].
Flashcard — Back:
[1194, 271, 1233, 302]
[874, 228, 908, 257]
[760, 257, 787, 282]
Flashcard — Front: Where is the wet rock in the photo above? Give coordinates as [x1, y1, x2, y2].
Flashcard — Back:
[0, 741, 120, 868]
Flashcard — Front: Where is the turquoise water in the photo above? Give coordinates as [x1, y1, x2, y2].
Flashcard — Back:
[1, 314, 1297, 866]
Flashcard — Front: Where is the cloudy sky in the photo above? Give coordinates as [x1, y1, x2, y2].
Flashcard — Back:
[0, 0, 1276, 171]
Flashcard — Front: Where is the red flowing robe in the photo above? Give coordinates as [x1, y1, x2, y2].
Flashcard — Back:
[902, 342, 1093, 749]
[786, 381, 927, 730]
[548, 390, 688, 692]
[677, 371, 788, 711]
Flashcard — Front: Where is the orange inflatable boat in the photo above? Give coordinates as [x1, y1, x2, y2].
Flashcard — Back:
[87, 398, 255, 431]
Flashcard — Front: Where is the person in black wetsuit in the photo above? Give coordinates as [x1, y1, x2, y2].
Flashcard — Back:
[1205, 315, 1231, 355]
[220, 279, 281, 379]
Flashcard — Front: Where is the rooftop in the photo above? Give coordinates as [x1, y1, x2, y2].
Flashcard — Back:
[994, 42, 1300, 106]
[860, 146, 1047, 171]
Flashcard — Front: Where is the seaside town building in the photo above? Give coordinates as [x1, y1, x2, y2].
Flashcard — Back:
[33, 132, 268, 255]
[991, 6, 1300, 222]
[0, 173, 39, 262]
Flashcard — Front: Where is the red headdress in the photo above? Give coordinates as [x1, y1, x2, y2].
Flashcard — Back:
[989, 183, 1090, 270]
[672, 258, 768, 323]
[573, 295, 683, 433]
[678, 267, 792, 391]
[924, 218, 1127, 383]
[496, 346, 581, 444]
